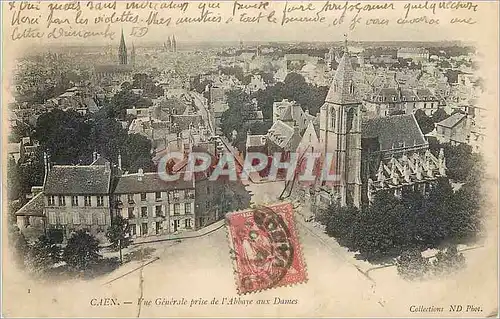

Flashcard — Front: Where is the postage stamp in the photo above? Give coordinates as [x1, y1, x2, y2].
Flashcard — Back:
[226, 202, 307, 295]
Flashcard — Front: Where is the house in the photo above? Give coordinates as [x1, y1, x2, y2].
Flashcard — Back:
[112, 170, 196, 236]
[435, 113, 472, 146]
[15, 192, 46, 242]
[42, 162, 113, 243]
[364, 86, 440, 118]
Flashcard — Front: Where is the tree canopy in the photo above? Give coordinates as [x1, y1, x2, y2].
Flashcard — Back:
[322, 177, 482, 262]
[62, 230, 101, 271]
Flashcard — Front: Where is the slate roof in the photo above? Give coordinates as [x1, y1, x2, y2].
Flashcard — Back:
[114, 173, 194, 194]
[44, 165, 111, 195]
[435, 113, 466, 128]
[267, 120, 299, 150]
[415, 88, 438, 101]
[15, 192, 44, 217]
[362, 114, 427, 151]
[325, 52, 359, 105]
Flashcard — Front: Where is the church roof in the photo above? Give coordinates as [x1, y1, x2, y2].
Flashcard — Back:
[325, 52, 359, 105]
[362, 114, 427, 151]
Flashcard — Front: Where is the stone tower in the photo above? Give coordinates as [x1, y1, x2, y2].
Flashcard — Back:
[131, 43, 136, 66]
[118, 29, 128, 65]
[172, 35, 177, 52]
[319, 46, 362, 207]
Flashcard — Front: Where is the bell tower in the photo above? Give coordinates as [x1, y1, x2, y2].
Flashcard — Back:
[118, 29, 128, 65]
[319, 36, 362, 207]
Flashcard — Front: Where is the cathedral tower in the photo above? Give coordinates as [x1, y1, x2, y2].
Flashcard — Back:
[118, 29, 128, 65]
[172, 35, 177, 52]
[131, 43, 136, 66]
[319, 44, 362, 207]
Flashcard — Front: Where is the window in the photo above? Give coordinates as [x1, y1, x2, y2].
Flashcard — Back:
[128, 207, 135, 219]
[349, 81, 355, 94]
[186, 189, 194, 199]
[48, 211, 56, 224]
[58, 212, 66, 225]
[185, 203, 192, 214]
[85, 213, 92, 225]
[48, 196, 55, 206]
[58, 196, 65, 206]
[141, 207, 148, 218]
[173, 190, 180, 199]
[71, 196, 79, 207]
[174, 203, 180, 215]
[330, 109, 336, 129]
[97, 212, 105, 225]
[84, 196, 91, 207]
[206, 187, 210, 195]
[128, 194, 135, 204]
[155, 192, 161, 200]
[141, 223, 148, 236]
[97, 196, 104, 207]
[72, 212, 80, 224]
[205, 202, 210, 209]
[130, 224, 136, 236]
[141, 193, 147, 201]
[155, 205, 162, 217]
[185, 218, 192, 229]
[424, 103, 427, 108]
[346, 108, 355, 133]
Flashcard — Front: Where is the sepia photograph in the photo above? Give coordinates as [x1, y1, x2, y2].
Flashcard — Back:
[2, 1, 498, 317]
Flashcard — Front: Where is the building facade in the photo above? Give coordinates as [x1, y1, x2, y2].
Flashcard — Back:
[42, 163, 113, 243]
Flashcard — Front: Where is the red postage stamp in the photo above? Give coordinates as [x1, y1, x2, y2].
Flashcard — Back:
[226, 202, 307, 294]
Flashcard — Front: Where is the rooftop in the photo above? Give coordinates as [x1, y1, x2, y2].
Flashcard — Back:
[44, 165, 112, 195]
[114, 172, 194, 194]
[362, 114, 427, 151]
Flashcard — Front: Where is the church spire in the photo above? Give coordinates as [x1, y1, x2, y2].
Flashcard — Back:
[172, 34, 177, 52]
[324, 47, 357, 105]
[118, 29, 128, 65]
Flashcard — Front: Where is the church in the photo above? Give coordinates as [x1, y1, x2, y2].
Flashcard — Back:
[93, 30, 136, 83]
[284, 47, 447, 209]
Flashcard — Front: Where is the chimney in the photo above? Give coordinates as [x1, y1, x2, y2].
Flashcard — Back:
[118, 153, 122, 170]
[93, 151, 98, 162]
[138, 168, 144, 181]
[105, 161, 111, 173]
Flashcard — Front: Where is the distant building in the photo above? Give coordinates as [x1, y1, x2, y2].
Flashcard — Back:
[397, 48, 430, 62]
[364, 86, 440, 117]
[118, 29, 128, 65]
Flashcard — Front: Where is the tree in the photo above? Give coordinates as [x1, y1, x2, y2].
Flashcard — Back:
[106, 215, 132, 263]
[396, 249, 430, 280]
[7, 156, 21, 201]
[414, 109, 435, 134]
[8, 225, 29, 269]
[432, 246, 465, 276]
[34, 109, 93, 164]
[431, 108, 449, 123]
[62, 230, 101, 271]
[27, 235, 62, 274]
[323, 204, 360, 251]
